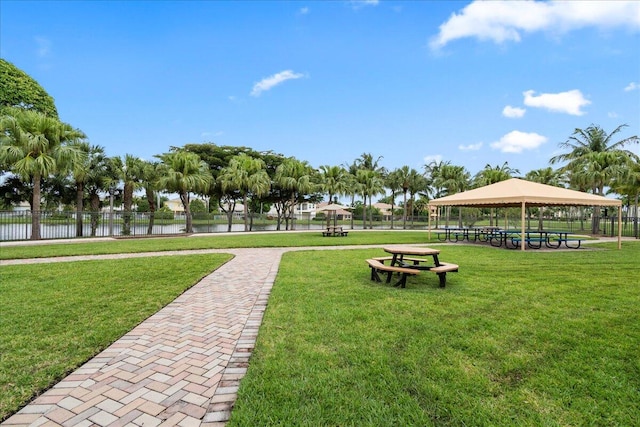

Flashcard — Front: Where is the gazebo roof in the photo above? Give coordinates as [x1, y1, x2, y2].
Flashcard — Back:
[428, 178, 621, 208]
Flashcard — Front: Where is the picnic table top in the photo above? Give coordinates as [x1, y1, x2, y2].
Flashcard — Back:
[383, 246, 440, 256]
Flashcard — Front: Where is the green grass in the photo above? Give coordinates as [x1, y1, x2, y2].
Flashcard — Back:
[0, 230, 434, 260]
[229, 242, 640, 426]
[1, 233, 638, 425]
[0, 253, 231, 420]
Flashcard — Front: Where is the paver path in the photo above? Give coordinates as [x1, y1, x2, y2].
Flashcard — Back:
[2, 248, 288, 427]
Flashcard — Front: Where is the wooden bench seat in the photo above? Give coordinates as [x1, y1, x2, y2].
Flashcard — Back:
[366, 259, 458, 288]
[429, 262, 459, 287]
[366, 259, 419, 288]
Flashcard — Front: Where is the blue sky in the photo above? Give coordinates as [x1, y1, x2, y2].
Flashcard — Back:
[1, 0, 639, 178]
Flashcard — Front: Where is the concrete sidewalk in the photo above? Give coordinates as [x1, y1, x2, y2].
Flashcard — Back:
[2, 248, 285, 427]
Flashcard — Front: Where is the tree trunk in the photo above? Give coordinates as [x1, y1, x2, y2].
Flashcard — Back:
[76, 183, 84, 237]
[31, 174, 42, 240]
[243, 194, 249, 232]
[181, 192, 192, 233]
[90, 193, 100, 237]
[146, 188, 156, 235]
[123, 184, 133, 236]
[402, 191, 407, 229]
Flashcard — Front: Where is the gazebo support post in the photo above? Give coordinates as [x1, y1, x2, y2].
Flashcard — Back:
[618, 207, 622, 249]
[521, 202, 526, 251]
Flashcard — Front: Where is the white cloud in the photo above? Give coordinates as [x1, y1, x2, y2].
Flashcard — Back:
[350, 0, 379, 9]
[523, 89, 590, 116]
[430, 0, 640, 50]
[624, 82, 639, 91]
[250, 70, 305, 97]
[490, 130, 547, 153]
[34, 36, 52, 58]
[459, 142, 483, 151]
[299, 7, 309, 15]
[608, 111, 619, 118]
[502, 105, 526, 118]
[423, 155, 443, 165]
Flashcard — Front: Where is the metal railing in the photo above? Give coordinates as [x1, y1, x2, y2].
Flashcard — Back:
[1, 210, 638, 242]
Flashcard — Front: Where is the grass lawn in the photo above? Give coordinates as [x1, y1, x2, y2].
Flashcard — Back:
[230, 242, 640, 426]
[1, 233, 638, 424]
[0, 253, 231, 421]
[0, 230, 433, 260]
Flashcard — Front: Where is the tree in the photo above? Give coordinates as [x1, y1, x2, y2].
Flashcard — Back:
[111, 155, 145, 235]
[0, 59, 58, 117]
[274, 158, 317, 230]
[69, 143, 108, 237]
[433, 164, 470, 227]
[0, 108, 85, 239]
[319, 165, 349, 226]
[525, 167, 563, 230]
[356, 169, 384, 229]
[550, 124, 638, 233]
[385, 169, 404, 229]
[407, 169, 428, 226]
[474, 162, 519, 226]
[156, 150, 212, 233]
[218, 153, 270, 232]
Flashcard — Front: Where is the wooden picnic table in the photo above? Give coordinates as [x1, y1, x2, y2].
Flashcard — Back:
[366, 246, 459, 288]
[322, 225, 348, 237]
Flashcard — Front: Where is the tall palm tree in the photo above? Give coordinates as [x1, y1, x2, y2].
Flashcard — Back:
[0, 108, 86, 239]
[356, 169, 384, 229]
[550, 124, 638, 194]
[70, 143, 108, 237]
[82, 148, 114, 236]
[385, 169, 403, 229]
[112, 155, 145, 235]
[395, 166, 412, 229]
[525, 167, 562, 230]
[343, 160, 360, 229]
[219, 153, 270, 232]
[474, 162, 519, 226]
[433, 164, 470, 227]
[407, 169, 428, 226]
[319, 165, 349, 227]
[551, 124, 638, 233]
[156, 151, 212, 233]
[274, 158, 316, 230]
[140, 160, 161, 235]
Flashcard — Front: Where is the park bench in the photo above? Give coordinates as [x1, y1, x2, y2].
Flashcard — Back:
[366, 259, 420, 288]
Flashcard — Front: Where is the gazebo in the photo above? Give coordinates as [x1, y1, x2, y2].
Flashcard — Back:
[428, 178, 622, 250]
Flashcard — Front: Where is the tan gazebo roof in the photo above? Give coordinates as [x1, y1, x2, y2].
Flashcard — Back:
[428, 178, 621, 208]
[428, 178, 622, 250]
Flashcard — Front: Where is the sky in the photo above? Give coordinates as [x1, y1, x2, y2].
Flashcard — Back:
[1, 0, 639, 179]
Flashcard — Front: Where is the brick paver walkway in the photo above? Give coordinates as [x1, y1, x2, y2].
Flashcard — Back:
[2, 248, 286, 427]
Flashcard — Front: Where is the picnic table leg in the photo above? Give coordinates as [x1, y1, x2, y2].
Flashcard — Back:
[437, 272, 447, 287]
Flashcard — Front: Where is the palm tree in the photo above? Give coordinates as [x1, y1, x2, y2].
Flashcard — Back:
[319, 165, 349, 227]
[82, 148, 114, 236]
[385, 169, 404, 229]
[112, 155, 144, 235]
[274, 158, 316, 230]
[0, 108, 86, 239]
[343, 160, 360, 229]
[156, 150, 212, 233]
[407, 169, 428, 226]
[356, 169, 384, 229]
[433, 164, 470, 227]
[70, 143, 108, 237]
[610, 156, 640, 237]
[219, 153, 270, 232]
[474, 162, 519, 226]
[140, 160, 162, 235]
[551, 124, 638, 233]
[525, 167, 562, 230]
